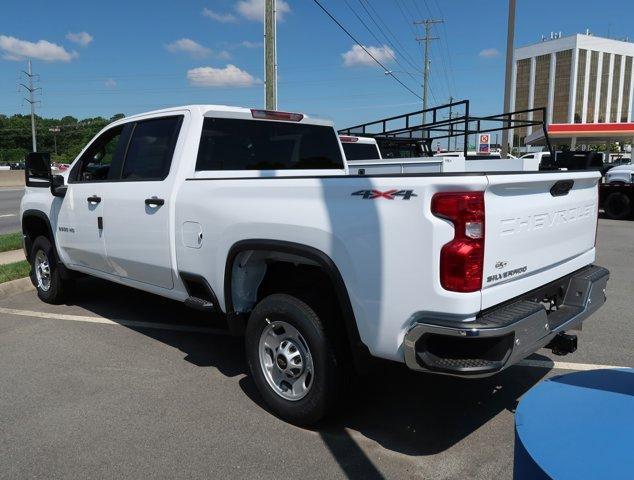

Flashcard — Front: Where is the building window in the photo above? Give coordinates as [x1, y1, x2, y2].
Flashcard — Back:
[586, 51, 599, 123]
[610, 55, 622, 122]
[598, 53, 611, 123]
[514, 58, 531, 140]
[574, 50, 587, 123]
[621, 56, 632, 122]
[533, 54, 550, 124]
[553, 50, 572, 123]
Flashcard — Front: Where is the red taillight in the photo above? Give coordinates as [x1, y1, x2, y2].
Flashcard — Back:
[339, 135, 359, 143]
[432, 191, 485, 293]
[250, 109, 304, 122]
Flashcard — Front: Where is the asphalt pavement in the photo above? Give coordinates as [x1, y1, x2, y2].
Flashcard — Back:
[0, 218, 632, 479]
[0, 187, 23, 235]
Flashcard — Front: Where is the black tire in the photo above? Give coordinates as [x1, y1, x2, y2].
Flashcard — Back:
[604, 192, 632, 220]
[245, 294, 342, 426]
[29, 235, 70, 304]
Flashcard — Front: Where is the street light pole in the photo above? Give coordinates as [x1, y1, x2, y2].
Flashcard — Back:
[501, 0, 516, 158]
[49, 127, 60, 155]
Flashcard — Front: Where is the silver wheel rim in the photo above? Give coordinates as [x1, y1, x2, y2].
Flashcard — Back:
[34, 250, 51, 292]
[258, 319, 314, 401]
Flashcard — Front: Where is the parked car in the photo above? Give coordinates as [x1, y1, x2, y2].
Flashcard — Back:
[605, 164, 634, 184]
[21, 105, 609, 425]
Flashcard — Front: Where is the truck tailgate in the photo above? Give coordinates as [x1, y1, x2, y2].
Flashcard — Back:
[482, 171, 600, 308]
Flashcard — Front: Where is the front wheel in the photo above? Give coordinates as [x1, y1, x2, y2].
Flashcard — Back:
[245, 294, 342, 426]
[29, 236, 70, 304]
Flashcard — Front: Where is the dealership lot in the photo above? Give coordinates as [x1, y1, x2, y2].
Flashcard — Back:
[0, 219, 632, 479]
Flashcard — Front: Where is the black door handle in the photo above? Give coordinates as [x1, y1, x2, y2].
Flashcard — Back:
[145, 197, 165, 207]
[87, 195, 101, 204]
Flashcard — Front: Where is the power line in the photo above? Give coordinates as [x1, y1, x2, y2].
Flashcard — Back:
[432, 0, 457, 95]
[312, 0, 423, 100]
[393, 0, 418, 36]
[358, 0, 421, 74]
[342, 0, 421, 87]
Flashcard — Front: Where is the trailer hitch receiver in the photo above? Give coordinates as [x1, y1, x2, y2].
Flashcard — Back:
[547, 333, 578, 356]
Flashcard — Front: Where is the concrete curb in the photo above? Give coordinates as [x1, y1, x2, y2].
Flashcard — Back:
[0, 249, 25, 266]
[0, 276, 34, 297]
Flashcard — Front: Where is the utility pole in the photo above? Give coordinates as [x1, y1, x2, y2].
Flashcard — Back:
[448, 96, 453, 151]
[414, 19, 442, 126]
[501, 0, 516, 158]
[19, 59, 41, 152]
[264, 0, 278, 110]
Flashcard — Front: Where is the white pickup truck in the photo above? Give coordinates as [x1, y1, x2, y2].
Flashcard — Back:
[21, 105, 609, 425]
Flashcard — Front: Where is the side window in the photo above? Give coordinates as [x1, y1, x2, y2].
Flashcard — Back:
[73, 126, 125, 182]
[121, 116, 183, 180]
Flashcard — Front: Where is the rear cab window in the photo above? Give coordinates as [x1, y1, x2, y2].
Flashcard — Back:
[341, 143, 381, 161]
[196, 117, 344, 172]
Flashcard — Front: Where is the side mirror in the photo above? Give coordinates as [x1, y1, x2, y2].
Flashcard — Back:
[25, 152, 51, 188]
[51, 174, 67, 197]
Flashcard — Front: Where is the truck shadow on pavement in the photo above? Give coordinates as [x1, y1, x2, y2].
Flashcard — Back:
[63, 277, 549, 466]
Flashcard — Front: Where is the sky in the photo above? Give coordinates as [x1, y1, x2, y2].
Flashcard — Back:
[1, 0, 634, 129]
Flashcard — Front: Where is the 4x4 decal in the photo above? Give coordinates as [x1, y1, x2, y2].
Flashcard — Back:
[352, 189, 417, 200]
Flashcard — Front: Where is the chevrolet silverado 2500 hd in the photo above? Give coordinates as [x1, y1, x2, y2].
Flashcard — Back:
[21, 105, 609, 425]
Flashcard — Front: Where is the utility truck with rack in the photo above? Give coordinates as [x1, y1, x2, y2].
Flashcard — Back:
[21, 102, 609, 425]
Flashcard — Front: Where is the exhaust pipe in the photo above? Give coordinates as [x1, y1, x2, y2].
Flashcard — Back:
[546, 333, 578, 356]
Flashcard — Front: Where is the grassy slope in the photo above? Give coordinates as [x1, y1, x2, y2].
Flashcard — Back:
[0, 232, 22, 253]
[0, 260, 30, 283]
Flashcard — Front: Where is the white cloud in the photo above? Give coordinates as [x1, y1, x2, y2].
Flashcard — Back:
[66, 31, 93, 46]
[0, 35, 77, 62]
[240, 40, 263, 49]
[187, 64, 261, 87]
[216, 50, 232, 60]
[104, 78, 116, 88]
[236, 0, 291, 22]
[479, 48, 500, 58]
[202, 8, 237, 23]
[342, 44, 395, 67]
[166, 38, 211, 58]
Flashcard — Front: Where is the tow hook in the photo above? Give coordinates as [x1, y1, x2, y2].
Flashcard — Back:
[546, 333, 578, 356]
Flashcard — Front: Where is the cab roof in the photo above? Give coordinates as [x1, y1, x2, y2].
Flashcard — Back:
[117, 105, 333, 127]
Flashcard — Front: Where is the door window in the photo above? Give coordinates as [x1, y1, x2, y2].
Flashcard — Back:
[120, 116, 183, 180]
[72, 126, 125, 182]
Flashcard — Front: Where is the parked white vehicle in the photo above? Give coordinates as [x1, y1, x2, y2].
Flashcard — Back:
[605, 164, 634, 184]
[339, 135, 382, 161]
[519, 152, 553, 171]
[21, 105, 609, 425]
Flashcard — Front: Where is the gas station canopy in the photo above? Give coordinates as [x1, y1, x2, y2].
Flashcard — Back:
[526, 122, 634, 146]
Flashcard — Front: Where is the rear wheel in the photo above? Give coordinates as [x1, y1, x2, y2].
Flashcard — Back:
[604, 192, 632, 220]
[29, 236, 70, 304]
[245, 294, 342, 426]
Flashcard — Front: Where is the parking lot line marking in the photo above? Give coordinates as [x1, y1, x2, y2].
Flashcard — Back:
[0, 307, 229, 335]
[518, 359, 628, 371]
[0, 307, 629, 371]
[0, 214, 16, 218]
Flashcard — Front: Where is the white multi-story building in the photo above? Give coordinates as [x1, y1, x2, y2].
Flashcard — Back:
[512, 33, 634, 144]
